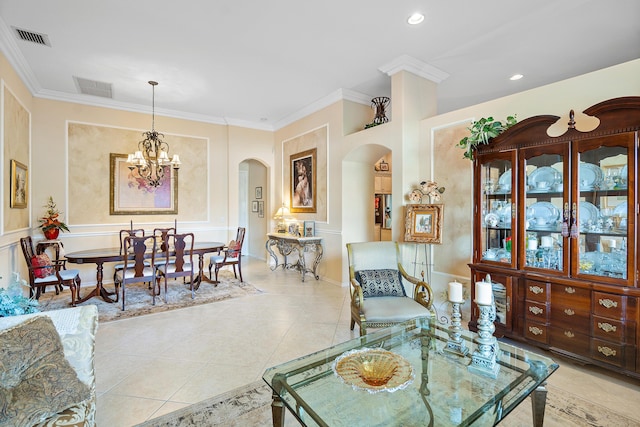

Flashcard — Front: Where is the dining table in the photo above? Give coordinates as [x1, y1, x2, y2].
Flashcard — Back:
[65, 241, 225, 304]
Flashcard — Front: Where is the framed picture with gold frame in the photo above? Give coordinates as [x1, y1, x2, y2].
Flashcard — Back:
[10, 159, 28, 208]
[404, 204, 444, 244]
[109, 153, 178, 215]
[290, 148, 316, 213]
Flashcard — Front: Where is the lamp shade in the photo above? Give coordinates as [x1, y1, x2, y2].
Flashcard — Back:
[274, 205, 292, 219]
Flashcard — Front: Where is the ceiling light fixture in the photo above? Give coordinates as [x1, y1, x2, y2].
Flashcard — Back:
[127, 81, 180, 187]
[510, 74, 524, 81]
[407, 13, 425, 25]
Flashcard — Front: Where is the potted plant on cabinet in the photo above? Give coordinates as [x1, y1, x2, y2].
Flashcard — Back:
[457, 115, 517, 160]
[39, 196, 69, 240]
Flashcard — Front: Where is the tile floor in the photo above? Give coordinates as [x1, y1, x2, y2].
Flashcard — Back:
[94, 257, 640, 426]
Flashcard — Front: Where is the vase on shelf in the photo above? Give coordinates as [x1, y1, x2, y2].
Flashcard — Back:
[43, 228, 60, 240]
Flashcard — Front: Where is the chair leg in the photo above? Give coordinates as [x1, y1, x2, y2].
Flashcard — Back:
[121, 284, 126, 311]
[232, 265, 238, 279]
[237, 260, 243, 282]
[69, 283, 77, 307]
[208, 261, 213, 281]
[164, 275, 169, 304]
[214, 265, 220, 285]
[350, 317, 355, 331]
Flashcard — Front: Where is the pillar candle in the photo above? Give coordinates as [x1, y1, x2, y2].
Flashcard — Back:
[448, 281, 464, 302]
[475, 281, 493, 305]
[527, 238, 538, 251]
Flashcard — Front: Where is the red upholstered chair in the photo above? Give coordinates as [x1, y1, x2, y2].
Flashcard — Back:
[20, 236, 81, 306]
[209, 227, 245, 283]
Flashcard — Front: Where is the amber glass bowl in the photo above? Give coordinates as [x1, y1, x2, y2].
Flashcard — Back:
[333, 348, 413, 392]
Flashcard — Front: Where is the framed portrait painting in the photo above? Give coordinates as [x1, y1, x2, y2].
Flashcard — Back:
[290, 148, 316, 213]
[10, 159, 28, 208]
[109, 153, 178, 215]
[404, 204, 444, 244]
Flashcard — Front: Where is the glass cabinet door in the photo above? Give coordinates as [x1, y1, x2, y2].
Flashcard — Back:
[477, 153, 515, 267]
[520, 146, 568, 274]
[572, 134, 634, 282]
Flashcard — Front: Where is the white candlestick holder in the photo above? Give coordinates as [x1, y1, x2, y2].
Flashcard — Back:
[468, 302, 500, 378]
[444, 300, 468, 356]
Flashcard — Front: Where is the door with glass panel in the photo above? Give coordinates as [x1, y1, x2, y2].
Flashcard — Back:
[571, 133, 635, 284]
[519, 144, 569, 276]
[476, 151, 516, 269]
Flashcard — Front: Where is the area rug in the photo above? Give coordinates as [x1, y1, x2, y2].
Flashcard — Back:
[36, 270, 263, 322]
[135, 380, 637, 427]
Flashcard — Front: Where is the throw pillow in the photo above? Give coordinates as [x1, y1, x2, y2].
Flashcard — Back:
[356, 269, 407, 298]
[0, 316, 90, 427]
[31, 254, 55, 279]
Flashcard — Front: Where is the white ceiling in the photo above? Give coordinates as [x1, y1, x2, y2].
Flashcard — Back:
[1, 1, 639, 130]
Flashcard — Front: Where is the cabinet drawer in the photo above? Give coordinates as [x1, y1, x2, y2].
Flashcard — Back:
[592, 316, 624, 341]
[525, 321, 548, 344]
[550, 305, 590, 332]
[550, 284, 590, 308]
[593, 292, 625, 319]
[525, 280, 549, 302]
[525, 301, 549, 321]
[591, 339, 626, 368]
[549, 327, 590, 354]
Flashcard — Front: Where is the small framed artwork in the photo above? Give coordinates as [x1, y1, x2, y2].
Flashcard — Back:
[404, 204, 444, 244]
[379, 160, 389, 171]
[288, 222, 301, 237]
[255, 186, 262, 199]
[252, 201, 259, 212]
[10, 159, 28, 208]
[258, 201, 264, 218]
[303, 220, 315, 237]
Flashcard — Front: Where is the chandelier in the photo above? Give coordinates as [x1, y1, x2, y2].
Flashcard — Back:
[127, 81, 180, 187]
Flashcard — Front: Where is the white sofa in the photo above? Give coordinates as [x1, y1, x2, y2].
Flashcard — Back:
[0, 305, 98, 426]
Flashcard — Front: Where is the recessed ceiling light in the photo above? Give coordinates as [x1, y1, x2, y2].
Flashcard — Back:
[407, 13, 424, 25]
[510, 74, 524, 81]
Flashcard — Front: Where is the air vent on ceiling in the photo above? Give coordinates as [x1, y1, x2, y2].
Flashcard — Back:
[12, 27, 51, 47]
[73, 77, 113, 98]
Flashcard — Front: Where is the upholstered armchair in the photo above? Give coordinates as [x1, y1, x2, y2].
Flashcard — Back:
[346, 241, 434, 336]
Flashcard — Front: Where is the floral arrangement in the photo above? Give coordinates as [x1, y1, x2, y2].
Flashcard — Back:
[457, 115, 517, 160]
[408, 180, 445, 203]
[39, 196, 69, 233]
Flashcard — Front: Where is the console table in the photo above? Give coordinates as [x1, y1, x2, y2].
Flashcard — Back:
[265, 233, 323, 282]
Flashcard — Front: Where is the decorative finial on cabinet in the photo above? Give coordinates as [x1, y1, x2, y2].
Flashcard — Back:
[568, 109, 576, 129]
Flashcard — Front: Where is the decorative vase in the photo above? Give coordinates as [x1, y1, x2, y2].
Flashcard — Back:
[44, 228, 60, 240]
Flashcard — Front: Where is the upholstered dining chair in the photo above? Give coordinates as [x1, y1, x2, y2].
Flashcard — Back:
[152, 226, 176, 266]
[114, 235, 158, 310]
[155, 232, 195, 301]
[209, 227, 245, 284]
[346, 241, 434, 336]
[113, 228, 146, 284]
[20, 236, 81, 306]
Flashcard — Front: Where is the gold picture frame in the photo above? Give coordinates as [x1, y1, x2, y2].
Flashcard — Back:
[404, 204, 444, 244]
[10, 159, 28, 208]
[109, 153, 178, 215]
[290, 148, 316, 213]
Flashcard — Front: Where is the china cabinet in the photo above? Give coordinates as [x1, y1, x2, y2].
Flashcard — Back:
[468, 97, 639, 378]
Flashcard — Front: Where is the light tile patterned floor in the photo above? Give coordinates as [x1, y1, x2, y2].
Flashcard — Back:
[94, 257, 640, 426]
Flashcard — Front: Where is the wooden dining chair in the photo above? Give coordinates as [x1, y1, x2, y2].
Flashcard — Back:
[155, 232, 195, 301]
[209, 227, 245, 283]
[152, 226, 176, 267]
[113, 228, 146, 286]
[114, 235, 157, 310]
[20, 236, 81, 306]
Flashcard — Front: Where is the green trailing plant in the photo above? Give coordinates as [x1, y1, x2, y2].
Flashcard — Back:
[457, 115, 517, 160]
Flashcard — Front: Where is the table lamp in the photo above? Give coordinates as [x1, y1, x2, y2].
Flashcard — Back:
[273, 204, 294, 233]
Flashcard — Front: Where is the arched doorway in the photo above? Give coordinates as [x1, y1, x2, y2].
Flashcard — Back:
[239, 159, 268, 259]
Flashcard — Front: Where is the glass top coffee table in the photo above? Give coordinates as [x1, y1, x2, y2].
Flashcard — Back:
[263, 316, 558, 426]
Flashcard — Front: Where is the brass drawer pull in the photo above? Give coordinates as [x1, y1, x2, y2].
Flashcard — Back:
[564, 331, 575, 338]
[528, 326, 543, 336]
[564, 287, 576, 294]
[529, 285, 544, 295]
[528, 306, 544, 315]
[598, 346, 616, 357]
[598, 322, 617, 333]
[564, 308, 575, 316]
[598, 298, 618, 309]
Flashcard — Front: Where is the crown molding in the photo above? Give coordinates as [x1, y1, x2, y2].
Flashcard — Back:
[379, 54, 449, 83]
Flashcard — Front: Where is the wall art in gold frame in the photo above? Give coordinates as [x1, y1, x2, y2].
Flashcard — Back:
[290, 148, 316, 213]
[404, 204, 444, 244]
[110, 153, 178, 215]
[10, 159, 28, 208]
